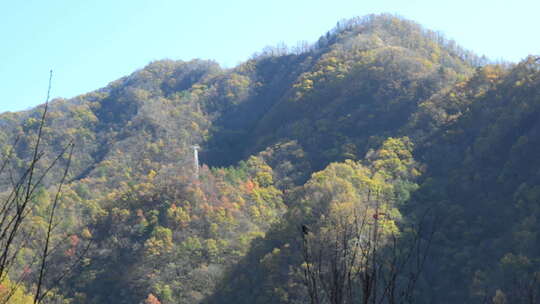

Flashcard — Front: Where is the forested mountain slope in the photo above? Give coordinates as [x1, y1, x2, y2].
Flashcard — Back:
[0, 14, 538, 304]
[412, 57, 540, 303]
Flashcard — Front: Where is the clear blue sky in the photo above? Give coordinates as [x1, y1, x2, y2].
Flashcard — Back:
[1, 0, 538, 113]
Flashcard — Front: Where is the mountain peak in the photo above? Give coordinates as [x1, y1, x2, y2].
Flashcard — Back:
[316, 14, 488, 68]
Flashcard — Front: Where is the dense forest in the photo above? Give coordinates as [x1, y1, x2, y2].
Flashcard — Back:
[0, 14, 539, 303]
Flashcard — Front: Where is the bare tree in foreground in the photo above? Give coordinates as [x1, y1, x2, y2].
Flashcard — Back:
[0, 71, 89, 303]
[301, 206, 435, 304]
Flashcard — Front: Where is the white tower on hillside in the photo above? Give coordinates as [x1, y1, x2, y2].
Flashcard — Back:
[192, 145, 200, 178]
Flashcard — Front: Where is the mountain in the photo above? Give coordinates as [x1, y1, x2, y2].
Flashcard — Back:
[0, 13, 538, 304]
